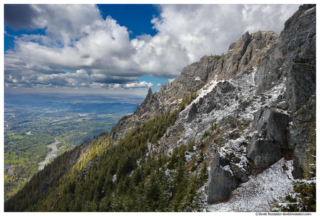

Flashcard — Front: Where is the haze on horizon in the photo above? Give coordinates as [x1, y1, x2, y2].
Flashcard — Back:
[4, 4, 299, 96]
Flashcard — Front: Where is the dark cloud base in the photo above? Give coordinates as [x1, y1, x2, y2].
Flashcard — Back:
[4, 4, 39, 29]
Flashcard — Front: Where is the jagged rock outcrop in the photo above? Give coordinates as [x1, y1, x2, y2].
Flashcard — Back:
[209, 30, 279, 81]
[247, 108, 291, 169]
[134, 88, 159, 116]
[252, 108, 290, 148]
[207, 152, 239, 204]
[247, 133, 282, 169]
[122, 29, 278, 122]
[187, 103, 197, 122]
[255, 4, 316, 112]
[110, 29, 279, 143]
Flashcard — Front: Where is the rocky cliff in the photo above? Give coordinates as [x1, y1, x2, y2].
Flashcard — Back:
[110, 4, 316, 211]
[110, 30, 280, 143]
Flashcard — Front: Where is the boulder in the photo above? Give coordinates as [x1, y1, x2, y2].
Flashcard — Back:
[199, 97, 204, 105]
[239, 100, 250, 111]
[252, 108, 289, 148]
[230, 163, 250, 183]
[206, 102, 216, 113]
[229, 132, 241, 140]
[187, 103, 197, 122]
[207, 152, 239, 204]
[247, 134, 282, 169]
[218, 81, 236, 94]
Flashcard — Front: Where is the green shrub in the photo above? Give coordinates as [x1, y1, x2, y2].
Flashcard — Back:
[208, 54, 225, 61]
[199, 162, 208, 185]
[197, 150, 204, 163]
[277, 73, 281, 79]
[200, 130, 211, 142]
[178, 92, 197, 112]
[190, 157, 197, 172]
[191, 62, 198, 66]
[255, 57, 262, 67]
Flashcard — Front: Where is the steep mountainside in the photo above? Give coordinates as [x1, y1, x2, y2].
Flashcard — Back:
[5, 4, 316, 212]
[111, 30, 279, 143]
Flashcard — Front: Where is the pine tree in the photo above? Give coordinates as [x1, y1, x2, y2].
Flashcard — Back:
[171, 159, 189, 211]
[199, 162, 208, 186]
[197, 150, 204, 163]
[182, 174, 201, 211]
[191, 157, 197, 172]
[178, 144, 186, 162]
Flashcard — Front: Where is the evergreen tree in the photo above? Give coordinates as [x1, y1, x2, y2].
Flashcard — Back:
[199, 162, 208, 186]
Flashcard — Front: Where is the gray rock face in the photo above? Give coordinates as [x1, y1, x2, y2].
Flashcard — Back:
[247, 134, 282, 169]
[292, 158, 304, 179]
[205, 102, 216, 113]
[248, 108, 290, 169]
[134, 88, 159, 116]
[271, 101, 288, 110]
[210, 30, 279, 81]
[111, 131, 116, 140]
[238, 100, 250, 111]
[289, 95, 316, 177]
[255, 5, 316, 112]
[207, 152, 239, 204]
[218, 81, 236, 93]
[187, 103, 198, 122]
[252, 108, 290, 148]
[230, 163, 250, 183]
[286, 62, 316, 112]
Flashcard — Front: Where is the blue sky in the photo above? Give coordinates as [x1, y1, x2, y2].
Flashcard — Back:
[4, 4, 299, 96]
[97, 4, 159, 39]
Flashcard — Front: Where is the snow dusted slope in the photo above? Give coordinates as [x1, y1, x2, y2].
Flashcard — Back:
[151, 64, 293, 211]
[204, 159, 294, 212]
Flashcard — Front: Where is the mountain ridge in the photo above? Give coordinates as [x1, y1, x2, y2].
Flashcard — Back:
[4, 4, 316, 212]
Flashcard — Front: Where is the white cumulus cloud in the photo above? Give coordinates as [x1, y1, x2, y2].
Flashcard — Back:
[4, 4, 299, 90]
[123, 81, 154, 88]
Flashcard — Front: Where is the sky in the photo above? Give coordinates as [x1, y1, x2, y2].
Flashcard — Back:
[3, 4, 300, 96]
